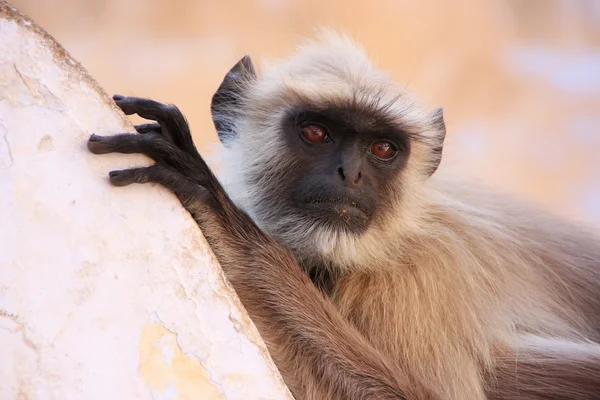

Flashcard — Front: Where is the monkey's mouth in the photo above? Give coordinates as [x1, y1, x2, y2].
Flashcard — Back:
[302, 197, 371, 221]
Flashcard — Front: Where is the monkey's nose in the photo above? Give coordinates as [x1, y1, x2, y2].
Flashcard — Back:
[337, 166, 363, 187]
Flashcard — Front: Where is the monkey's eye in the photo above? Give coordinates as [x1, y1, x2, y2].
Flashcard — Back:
[300, 125, 329, 143]
[370, 141, 396, 160]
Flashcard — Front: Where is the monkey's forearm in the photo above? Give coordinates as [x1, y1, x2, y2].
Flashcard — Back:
[200, 207, 423, 400]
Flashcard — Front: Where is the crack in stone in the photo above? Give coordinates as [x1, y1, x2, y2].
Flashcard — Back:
[0, 124, 12, 169]
[14, 64, 40, 97]
[0, 310, 40, 354]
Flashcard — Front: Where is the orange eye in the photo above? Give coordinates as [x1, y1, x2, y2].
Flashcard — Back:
[301, 125, 328, 143]
[371, 141, 395, 159]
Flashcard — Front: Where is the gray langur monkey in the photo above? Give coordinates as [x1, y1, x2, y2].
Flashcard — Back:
[87, 32, 600, 399]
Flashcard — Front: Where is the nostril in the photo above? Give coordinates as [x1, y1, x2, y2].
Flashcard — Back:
[354, 171, 362, 185]
[337, 166, 363, 185]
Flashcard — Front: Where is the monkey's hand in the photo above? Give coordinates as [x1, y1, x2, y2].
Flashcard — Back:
[87, 95, 431, 400]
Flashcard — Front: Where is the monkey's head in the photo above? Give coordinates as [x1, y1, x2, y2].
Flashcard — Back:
[211, 32, 446, 269]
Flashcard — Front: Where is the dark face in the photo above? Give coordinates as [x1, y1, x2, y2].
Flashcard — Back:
[276, 104, 411, 234]
[211, 57, 442, 238]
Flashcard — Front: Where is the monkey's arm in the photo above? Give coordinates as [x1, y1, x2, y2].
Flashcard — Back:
[88, 96, 434, 400]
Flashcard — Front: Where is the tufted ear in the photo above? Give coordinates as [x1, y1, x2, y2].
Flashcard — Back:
[210, 55, 257, 147]
[424, 108, 446, 178]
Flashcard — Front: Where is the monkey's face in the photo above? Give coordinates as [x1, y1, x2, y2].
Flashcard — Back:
[214, 92, 443, 265]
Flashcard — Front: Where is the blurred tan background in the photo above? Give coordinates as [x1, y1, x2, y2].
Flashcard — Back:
[9, 0, 600, 225]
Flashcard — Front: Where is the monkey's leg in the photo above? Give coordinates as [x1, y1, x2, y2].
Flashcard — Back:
[486, 335, 600, 400]
[89, 136, 437, 400]
[112, 94, 199, 157]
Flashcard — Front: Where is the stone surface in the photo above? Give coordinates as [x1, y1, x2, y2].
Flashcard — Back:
[0, 3, 292, 399]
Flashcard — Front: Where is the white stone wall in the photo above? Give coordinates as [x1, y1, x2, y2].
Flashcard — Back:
[0, 3, 292, 399]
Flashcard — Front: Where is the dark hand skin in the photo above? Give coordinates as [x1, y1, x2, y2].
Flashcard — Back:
[87, 95, 428, 400]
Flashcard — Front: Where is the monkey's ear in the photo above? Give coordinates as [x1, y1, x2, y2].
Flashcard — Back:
[211, 55, 257, 147]
[425, 108, 446, 178]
